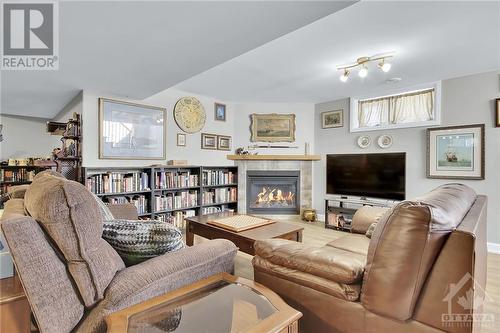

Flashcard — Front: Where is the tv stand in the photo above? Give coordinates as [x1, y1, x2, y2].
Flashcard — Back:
[324, 195, 399, 232]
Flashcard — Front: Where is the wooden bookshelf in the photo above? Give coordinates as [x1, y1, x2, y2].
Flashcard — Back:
[0, 165, 52, 208]
[83, 165, 238, 228]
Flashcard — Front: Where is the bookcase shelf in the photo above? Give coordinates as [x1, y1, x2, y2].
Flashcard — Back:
[83, 165, 238, 228]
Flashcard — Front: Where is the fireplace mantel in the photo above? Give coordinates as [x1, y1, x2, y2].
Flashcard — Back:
[227, 154, 321, 161]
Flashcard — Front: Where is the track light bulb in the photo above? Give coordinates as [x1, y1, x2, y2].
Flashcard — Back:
[379, 59, 392, 72]
[358, 66, 368, 78]
[340, 69, 349, 82]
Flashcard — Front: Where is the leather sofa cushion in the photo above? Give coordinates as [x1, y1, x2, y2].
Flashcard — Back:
[326, 234, 370, 256]
[254, 239, 366, 284]
[253, 256, 361, 301]
[24, 171, 125, 307]
[362, 183, 477, 321]
[351, 206, 389, 234]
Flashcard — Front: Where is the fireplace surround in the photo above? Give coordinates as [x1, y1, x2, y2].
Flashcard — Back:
[247, 171, 300, 214]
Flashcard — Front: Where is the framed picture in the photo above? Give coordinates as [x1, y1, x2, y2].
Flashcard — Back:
[99, 98, 166, 159]
[250, 113, 296, 142]
[322, 110, 343, 128]
[217, 135, 231, 151]
[177, 133, 186, 147]
[214, 103, 226, 121]
[496, 98, 500, 127]
[201, 133, 217, 150]
[427, 124, 485, 180]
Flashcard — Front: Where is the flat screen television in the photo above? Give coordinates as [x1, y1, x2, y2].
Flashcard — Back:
[326, 153, 406, 200]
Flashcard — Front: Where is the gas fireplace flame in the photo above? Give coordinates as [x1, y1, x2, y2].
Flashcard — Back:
[255, 187, 295, 206]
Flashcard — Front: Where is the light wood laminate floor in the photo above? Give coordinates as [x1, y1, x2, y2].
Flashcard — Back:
[191, 215, 500, 333]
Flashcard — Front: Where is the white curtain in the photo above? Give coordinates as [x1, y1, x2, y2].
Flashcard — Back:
[358, 89, 434, 128]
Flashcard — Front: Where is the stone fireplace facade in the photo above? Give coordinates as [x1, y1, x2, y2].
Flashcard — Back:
[234, 160, 313, 215]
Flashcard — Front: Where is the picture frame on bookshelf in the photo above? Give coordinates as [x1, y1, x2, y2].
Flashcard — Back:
[177, 133, 186, 147]
[99, 98, 166, 159]
[217, 135, 231, 151]
[201, 133, 217, 150]
[214, 103, 226, 121]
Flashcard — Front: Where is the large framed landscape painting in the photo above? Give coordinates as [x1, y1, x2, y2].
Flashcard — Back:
[250, 113, 296, 142]
[99, 98, 166, 159]
[427, 124, 484, 180]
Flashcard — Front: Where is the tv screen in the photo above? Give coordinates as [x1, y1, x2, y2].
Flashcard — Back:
[326, 153, 406, 200]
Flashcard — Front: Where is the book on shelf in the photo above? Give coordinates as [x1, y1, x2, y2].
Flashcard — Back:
[105, 195, 148, 215]
[201, 205, 234, 215]
[202, 187, 237, 205]
[155, 170, 198, 189]
[0, 169, 36, 182]
[86, 171, 149, 194]
[154, 190, 198, 211]
[202, 169, 235, 186]
[156, 210, 195, 229]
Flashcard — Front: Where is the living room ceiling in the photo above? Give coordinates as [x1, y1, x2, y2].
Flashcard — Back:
[1, 0, 356, 118]
[175, 1, 500, 103]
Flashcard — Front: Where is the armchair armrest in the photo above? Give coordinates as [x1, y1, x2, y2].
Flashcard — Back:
[106, 203, 139, 220]
[254, 239, 366, 284]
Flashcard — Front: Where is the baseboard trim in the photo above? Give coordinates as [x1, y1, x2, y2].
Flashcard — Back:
[488, 242, 500, 254]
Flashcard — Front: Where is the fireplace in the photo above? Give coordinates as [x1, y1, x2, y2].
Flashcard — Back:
[246, 170, 300, 214]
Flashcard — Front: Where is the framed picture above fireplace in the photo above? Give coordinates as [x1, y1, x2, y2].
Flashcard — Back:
[250, 113, 296, 142]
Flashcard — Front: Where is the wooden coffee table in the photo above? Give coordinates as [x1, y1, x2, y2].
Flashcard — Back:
[106, 272, 302, 333]
[185, 212, 303, 255]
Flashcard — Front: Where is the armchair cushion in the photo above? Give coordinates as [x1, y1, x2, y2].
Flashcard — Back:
[24, 171, 125, 307]
[254, 239, 366, 284]
[75, 239, 238, 333]
[326, 233, 370, 256]
[351, 206, 390, 234]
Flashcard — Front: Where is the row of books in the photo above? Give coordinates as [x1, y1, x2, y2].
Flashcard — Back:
[156, 210, 195, 229]
[155, 171, 199, 189]
[202, 187, 237, 205]
[106, 195, 148, 215]
[201, 206, 235, 215]
[154, 191, 198, 212]
[202, 170, 235, 186]
[86, 172, 149, 194]
[0, 169, 36, 182]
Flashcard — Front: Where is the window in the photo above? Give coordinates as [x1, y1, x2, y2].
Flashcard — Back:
[350, 83, 441, 132]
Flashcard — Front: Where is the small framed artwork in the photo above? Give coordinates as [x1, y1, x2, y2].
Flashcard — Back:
[496, 98, 500, 127]
[217, 135, 231, 151]
[201, 133, 217, 150]
[214, 103, 226, 121]
[177, 133, 186, 147]
[322, 110, 343, 129]
[427, 124, 485, 180]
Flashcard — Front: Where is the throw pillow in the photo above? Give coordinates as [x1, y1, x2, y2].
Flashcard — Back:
[365, 222, 378, 239]
[102, 219, 184, 266]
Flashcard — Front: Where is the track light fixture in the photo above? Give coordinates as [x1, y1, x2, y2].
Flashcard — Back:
[337, 52, 394, 82]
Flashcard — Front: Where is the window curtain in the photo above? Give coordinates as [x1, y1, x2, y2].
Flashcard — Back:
[358, 89, 434, 128]
[390, 89, 434, 124]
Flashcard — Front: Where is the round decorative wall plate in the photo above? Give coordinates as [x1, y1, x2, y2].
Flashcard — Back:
[174, 97, 206, 133]
[357, 135, 371, 149]
[377, 134, 393, 149]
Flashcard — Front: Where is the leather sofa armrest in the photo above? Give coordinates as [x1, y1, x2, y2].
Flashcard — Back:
[106, 203, 139, 220]
[254, 239, 366, 284]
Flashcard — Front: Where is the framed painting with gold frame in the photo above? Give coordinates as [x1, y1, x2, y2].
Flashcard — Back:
[99, 98, 166, 159]
[250, 113, 296, 142]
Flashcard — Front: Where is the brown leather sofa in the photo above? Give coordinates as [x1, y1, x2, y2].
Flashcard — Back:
[253, 184, 487, 333]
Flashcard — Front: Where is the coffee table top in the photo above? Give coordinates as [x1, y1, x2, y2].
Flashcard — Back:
[186, 212, 303, 241]
[106, 273, 301, 333]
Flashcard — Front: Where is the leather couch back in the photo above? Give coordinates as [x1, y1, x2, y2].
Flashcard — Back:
[361, 184, 477, 321]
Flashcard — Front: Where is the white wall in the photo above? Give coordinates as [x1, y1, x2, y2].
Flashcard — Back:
[0, 115, 61, 160]
[232, 103, 315, 155]
[313, 70, 500, 244]
[81, 88, 235, 167]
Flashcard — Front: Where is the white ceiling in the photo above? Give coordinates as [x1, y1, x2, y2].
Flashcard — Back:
[175, 1, 500, 103]
[1, 0, 356, 118]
